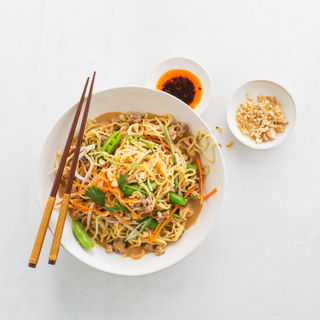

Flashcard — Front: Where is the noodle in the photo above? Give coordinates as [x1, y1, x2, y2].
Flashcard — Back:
[54, 112, 215, 259]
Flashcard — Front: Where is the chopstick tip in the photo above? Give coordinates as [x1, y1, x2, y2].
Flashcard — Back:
[28, 263, 37, 268]
[48, 260, 56, 265]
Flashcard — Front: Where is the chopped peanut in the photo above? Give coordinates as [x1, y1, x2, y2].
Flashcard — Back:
[236, 94, 288, 144]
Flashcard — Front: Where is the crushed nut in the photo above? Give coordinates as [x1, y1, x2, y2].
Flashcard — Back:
[236, 94, 288, 144]
[216, 126, 223, 134]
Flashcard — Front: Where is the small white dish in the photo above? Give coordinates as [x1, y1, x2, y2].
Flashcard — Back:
[146, 57, 212, 115]
[37, 86, 226, 276]
[227, 80, 296, 149]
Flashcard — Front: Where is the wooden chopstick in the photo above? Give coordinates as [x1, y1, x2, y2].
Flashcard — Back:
[28, 77, 90, 268]
[48, 71, 96, 265]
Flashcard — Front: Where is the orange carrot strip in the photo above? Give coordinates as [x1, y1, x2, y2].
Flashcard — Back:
[184, 187, 195, 198]
[70, 186, 89, 198]
[196, 159, 203, 205]
[203, 188, 217, 200]
[149, 206, 180, 242]
[106, 190, 114, 208]
[142, 135, 171, 150]
[121, 198, 138, 204]
[149, 187, 195, 242]
[100, 187, 119, 193]
[121, 201, 142, 219]
[115, 213, 132, 228]
[70, 202, 105, 215]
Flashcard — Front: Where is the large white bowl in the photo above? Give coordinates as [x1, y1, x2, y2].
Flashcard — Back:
[37, 86, 226, 276]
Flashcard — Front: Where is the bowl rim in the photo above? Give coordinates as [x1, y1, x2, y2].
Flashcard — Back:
[36, 85, 226, 276]
[146, 56, 213, 115]
[226, 79, 297, 150]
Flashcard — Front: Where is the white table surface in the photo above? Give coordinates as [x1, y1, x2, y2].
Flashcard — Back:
[1, 1, 320, 319]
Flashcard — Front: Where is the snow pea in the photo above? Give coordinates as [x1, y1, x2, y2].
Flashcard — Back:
[72, 220, 94, 249]
[168, 192, 188, 206]
[186, 164, 197, 174]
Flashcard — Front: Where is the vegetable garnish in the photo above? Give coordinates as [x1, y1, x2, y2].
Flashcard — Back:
[196, 159, 203, 205]
[125, 217, 156, 242]
[72, 220, 94, 249]
[123, 134, 147, 140]
[128, 150, 152, 175]
[163, 126, 177, 164]
[149, 188, 195, 243]
[118, 174, 158, 197]
[101, 130, 122, 154]
[142, 134, 171, 150]
[99, 152, 139, 166]
[186, 163, 197, 174]
[69, 202, 104, 215]
[132, 138, 156, 154]
[102, 206, 118, 213]
[168, 192, 188, 206]
[115, 213, 132, 228]
[120, 201, 142, 219]
[203, 188, 217, 200]
[112, 201, 131, 213]
[173, 213, 187, 221]
[163, 125, 179, 187]
[106, 190, 114, 207]
[128, 140, 145, 152]
[118, 174, 128, 193]
[85, 185, 106, 207]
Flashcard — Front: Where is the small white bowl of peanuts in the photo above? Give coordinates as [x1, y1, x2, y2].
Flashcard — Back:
[227, 80, 296, 150]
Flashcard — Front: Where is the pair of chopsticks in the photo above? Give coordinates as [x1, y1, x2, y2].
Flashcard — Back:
[28, 72, 96, 268]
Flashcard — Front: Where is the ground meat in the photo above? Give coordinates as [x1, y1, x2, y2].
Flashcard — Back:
[179, 141, 195, 157]
[168, 122, 187, 142]
[194, 182, 200, 193]
[155, 246, 166, 256]
[160, 144, 167, 152]
[144, 243, 155, 252]
[125, 113, 142, 125]
[105, 244, 113, 253]
[133, 193, 154, 212]
[60, 166, 70, 186]
[100, 135, 108, 145]
[112, 238, 126, 254]
[155, 210, 170, 223]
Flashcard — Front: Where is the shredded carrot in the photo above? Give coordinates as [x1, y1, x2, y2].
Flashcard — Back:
[184, 187, 195, 198]
[91, 172, 114, 187]
[203, 188, 217, 200]
[196, 159, 203, 205]
[142, 135, 171, 150]
[70, 202, 104, 214]
[72, 180, 99, 188]
[120, 201, 142, 219]
[121, 198, 138, 204]
[100, 187, 119, 193]
[149, 206, 180, 242]
[106, 190, 114, 208]
[115, 213, 132, 228]
[149, 187, 195, 242]
[70, 186, 89, 198]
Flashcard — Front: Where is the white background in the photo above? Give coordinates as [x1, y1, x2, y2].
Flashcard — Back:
[1, 1, 320, 319]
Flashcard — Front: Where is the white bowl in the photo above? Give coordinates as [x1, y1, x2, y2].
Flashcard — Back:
[37, 86, 226, 276]
[146, 57, 213, 115]
[227, 80, 296, 149]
